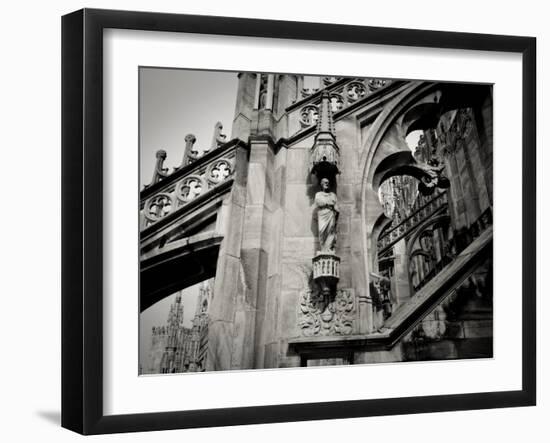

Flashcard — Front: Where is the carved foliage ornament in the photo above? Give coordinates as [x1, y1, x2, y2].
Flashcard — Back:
[368, 78, 387, 91]
[300, 104, 319, 127]
[322, 76, 341, 86]
[346, 81, 366, 102]
[330, 93, 344, 112]
[298, 289, 355, 337]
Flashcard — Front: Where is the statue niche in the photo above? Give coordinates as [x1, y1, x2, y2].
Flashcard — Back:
[312, 176, 341, 298]
[315, 177, 339, 253]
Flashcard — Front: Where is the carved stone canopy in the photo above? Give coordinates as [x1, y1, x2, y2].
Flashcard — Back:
[311, 139, 340, 180]
[310, 91, 340, 180]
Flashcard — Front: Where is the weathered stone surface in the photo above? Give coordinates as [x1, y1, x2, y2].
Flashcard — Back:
[354, 344, 403, 364]
[335, 117, 360, 185]
[267, 208, 284, 277]
[282, 237, 317, 263]
[280, 290, 301, 339]
[271, 165, 287, 210]
[281, 262, 311, 291]
[284, 184, 316, 237]
[207, 320, 234, 371]
[241, 204, 272, 250]
[210, 255, 242, 322]
[241, 248, 268, 308]
[263, 342, 280, 369]
[392, 238, 411, 305]
[265, 274, 282, 337]
[336, 203, 352, 236]
[338, 183, 354, 204]
[254, 273, 282, 367]
[338, 259, 352, 288]
[246, 163, 267, 205]
[286, 148, 311, 184]
[231, 307, 257, 369]
[218, 200, 244, 259]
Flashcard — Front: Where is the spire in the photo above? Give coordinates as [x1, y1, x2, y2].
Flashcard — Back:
[310, 91, 339, 180]
[316, 91, 335, 135]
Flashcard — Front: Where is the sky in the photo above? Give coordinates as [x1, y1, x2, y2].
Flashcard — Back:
[139, 67, 239, 188]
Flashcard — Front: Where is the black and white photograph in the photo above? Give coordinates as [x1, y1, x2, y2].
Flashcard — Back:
[139, 69, 494, 375]
[1, 0, 542, 439]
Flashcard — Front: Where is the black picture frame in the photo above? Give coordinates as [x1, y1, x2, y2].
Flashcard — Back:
[61, 8, 536, 435]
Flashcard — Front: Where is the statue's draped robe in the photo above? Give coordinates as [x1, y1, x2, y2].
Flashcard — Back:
[315, 191, 338, 252]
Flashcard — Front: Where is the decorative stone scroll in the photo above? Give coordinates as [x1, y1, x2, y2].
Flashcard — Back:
[211, 122, 227, 150]
[300, 104, 319, 127]
[322, 76, 341, 86]
[298, 288, 355, 337]
[346, 81, 366, 102]
[301, 87, 319, 99]
[144, 193, 174, 223]
[144, 149, 170, 188]
[367, 78, 387, 91]
[175, 134, 199, 170]
[329, 93, 344, 112]
[206, 159, 233, 185]
[176, 175, 206, 205]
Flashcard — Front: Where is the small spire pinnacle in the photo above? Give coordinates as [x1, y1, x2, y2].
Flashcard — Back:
[310, 91, 339, 179]
[316, 91, 335, 136]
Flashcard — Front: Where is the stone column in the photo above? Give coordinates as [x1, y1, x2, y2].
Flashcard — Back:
[206, 144, 249, 371]
[265, 74, 275, 110]
[391, 238, 411, 305]
[232, 72, 256, 141]
[241, 136, 276, 369]
[357, 293, 372, 334]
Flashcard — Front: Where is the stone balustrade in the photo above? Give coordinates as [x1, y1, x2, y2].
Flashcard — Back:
[378, 191, 449, 254]
[294, 77, 392, 128]
[412, 207, 493, 293]
[139, 139, 239, 231]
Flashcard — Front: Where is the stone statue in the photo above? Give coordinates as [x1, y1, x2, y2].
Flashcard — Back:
[417, 158, 450, 195]
[315, 177, 339, 252]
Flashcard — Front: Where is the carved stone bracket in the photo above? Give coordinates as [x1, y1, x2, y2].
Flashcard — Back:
[298, 288, 355, 337]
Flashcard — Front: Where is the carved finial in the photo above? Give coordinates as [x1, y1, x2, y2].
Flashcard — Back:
[211, 122, 227, 150]
[144, 149, 169, 188]
[175, 134, 198, 171]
